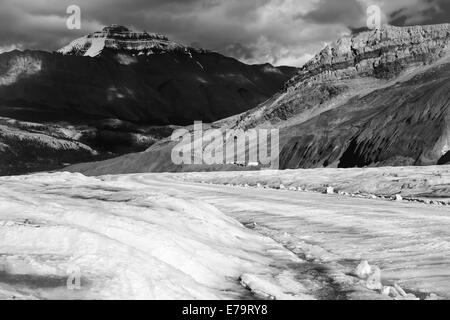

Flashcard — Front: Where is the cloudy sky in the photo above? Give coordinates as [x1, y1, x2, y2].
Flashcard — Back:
[0, 0, 449, 66]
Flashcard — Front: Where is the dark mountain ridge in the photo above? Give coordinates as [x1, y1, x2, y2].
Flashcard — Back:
[0, 25, 296, 175]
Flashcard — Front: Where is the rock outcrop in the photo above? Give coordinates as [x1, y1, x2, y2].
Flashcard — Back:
[59, 25, 189, 57]
[287, 24, 450, 88]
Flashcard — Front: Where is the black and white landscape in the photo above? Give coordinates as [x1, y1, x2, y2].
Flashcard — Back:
[1, 0, 450, 301]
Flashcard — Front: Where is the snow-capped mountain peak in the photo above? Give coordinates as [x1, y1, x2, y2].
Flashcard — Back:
[58, 25, 189, 57]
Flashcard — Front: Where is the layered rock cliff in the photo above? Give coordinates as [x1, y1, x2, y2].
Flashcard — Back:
[236, 24, 450, 131]
[287, 24, 450, 87]
[275, 24, 450, 169]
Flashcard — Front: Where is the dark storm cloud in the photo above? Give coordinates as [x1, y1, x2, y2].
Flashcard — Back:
[389, 0, 450, 26]
[224, 43, 257, 61]
[299, 0, 366, 28]
[0, 0, 449, 66]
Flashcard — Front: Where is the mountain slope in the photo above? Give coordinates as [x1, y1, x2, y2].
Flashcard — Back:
[0, 25, 296, 175]
[277, 24, 450, 168]
[280, 62, 450, 169]
[0, 26, 297, 125]
[65, 24, 450, 175]
[0, 49, 295, 125]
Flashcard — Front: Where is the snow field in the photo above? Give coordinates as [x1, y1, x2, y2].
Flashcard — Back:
[0, 172, 313, 300]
